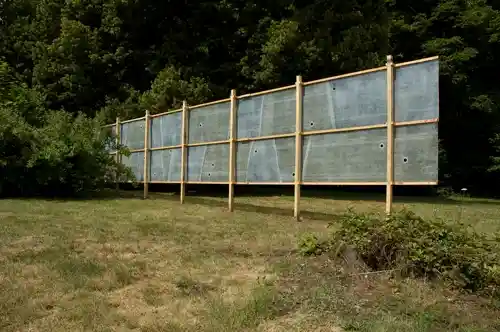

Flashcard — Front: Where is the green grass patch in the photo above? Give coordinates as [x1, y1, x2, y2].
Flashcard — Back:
[0, 192, 499, 331]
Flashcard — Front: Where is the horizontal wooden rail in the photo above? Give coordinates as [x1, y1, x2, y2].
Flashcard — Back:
[238, 85, 295, 99]
[189, 98, 231, 110]
[187, 140, 229, 147]
[150, 108, 182, 118]
[303, 124, 386, 136]
[121, 117, 145, 124]
[150, 145, 182, 151]
[128, 148, 145, 153]
[394, 56, 439, 68]
[236, 133, 295, 142]
[303, 66, 386, 86]
[235, 182, 294, 185]
[394, 118, 438, 127]
[302, 182, 386, 186]
[131, 180, 438, 186]
[394, 181, 438, 186]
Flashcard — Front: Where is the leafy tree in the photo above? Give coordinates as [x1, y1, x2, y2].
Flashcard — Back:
[1, 0, 500, 195]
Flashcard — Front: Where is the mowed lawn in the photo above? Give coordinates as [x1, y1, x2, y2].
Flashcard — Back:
[1, 191, 500, 332]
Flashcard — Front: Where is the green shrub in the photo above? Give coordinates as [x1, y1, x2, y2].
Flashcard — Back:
[298, 233, 325, 256]
[301, 209, 500, 296]
[0, 62, 133, 196]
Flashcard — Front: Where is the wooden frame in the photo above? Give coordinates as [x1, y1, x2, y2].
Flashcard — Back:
[386, 55, 395, 215]
[180, 101, 188, 204]
[294, 76, 303, 220]
[143, 110, 150, 199]
[107, 55, 439, 218]
[115, 117, 121, 189]
[228, 90, 237, 211]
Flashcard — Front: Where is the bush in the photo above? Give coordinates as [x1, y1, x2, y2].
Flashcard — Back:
[301, 209, 500, 296]
[0, 107, 133, 196]
[0, 60, 133, 197]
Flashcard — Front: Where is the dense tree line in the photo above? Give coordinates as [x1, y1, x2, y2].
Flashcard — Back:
[1, 0, 499, 195]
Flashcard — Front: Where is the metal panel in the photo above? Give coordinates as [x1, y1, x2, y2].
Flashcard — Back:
[150, 149, 181, 182]
[237, 88, 295, 138]
[151, 112, 182, 148]
[303, 70, 387, 132]
[121, 120, 145, 150]
[395, 60, 439, 122]
[236, 137, 295, 183]
[188, 102, 230, 144]
[394, 123, 438, 182]
[187, 144, 229, 182]
[302, 129, 387, 182]
[121, 151, 144, 182]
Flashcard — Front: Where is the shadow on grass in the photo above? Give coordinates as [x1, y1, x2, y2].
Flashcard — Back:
[157, 184, 500, 207]
[178, 195, 342, 221]
[8, 183, 500, 208]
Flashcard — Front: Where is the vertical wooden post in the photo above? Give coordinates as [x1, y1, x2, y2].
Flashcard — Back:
[180, 101, 188, 204]
[386, 55, 395, 214]
[228, 89, 237, 211]
[294, 76, 303, 220]
[143, 110, 150, 199]
[115, 117, 121, 190]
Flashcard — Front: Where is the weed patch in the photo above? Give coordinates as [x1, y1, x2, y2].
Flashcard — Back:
[299, 209, 500, 296]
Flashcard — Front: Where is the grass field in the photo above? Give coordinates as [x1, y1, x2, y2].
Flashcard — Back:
[1, 190, 500, 331]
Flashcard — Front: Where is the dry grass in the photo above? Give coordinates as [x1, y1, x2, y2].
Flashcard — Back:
[0, 190, 499, 331]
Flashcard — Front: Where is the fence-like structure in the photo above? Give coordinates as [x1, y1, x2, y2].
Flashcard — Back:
[107, 55, 439, 218]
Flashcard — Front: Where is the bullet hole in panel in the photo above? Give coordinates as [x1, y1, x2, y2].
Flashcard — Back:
[208, 173, 211, 177]
[403, 157, 409, 164]
[379, 143, 385, 149]
[310, 121, 314, 127]
[292, 172, 295, 177]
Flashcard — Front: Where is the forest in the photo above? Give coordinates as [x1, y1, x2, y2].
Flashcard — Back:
[1, 0, 500, 196]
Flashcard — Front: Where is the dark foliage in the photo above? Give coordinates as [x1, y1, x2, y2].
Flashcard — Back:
[1, 0, 500, 194]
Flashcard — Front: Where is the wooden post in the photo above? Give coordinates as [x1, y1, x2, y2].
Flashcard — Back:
[228, 89, 237, 211]
[143, 110, 150, 199]
[386, 55, 395, 214]
[115, 117, 121, 190]
[180, 101, 188, 204]
[294, 76, 303, 220]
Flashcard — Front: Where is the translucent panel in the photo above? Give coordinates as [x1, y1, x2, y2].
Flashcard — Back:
[150, 149, 181, 182]
[302, 129, 387, 182]
[236, 137, 295, 183]
[121, 120, 145, 150]
[303, 70, 387, 132]
[237, 88, 295, 138]
[151, 112, 182, 148]
[187, 144, 229, 182]
[394, 123, 438, 182]
[395, 60, 439, 122]
[121, 151, 144, 182]
[188, 102, 230, 144]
